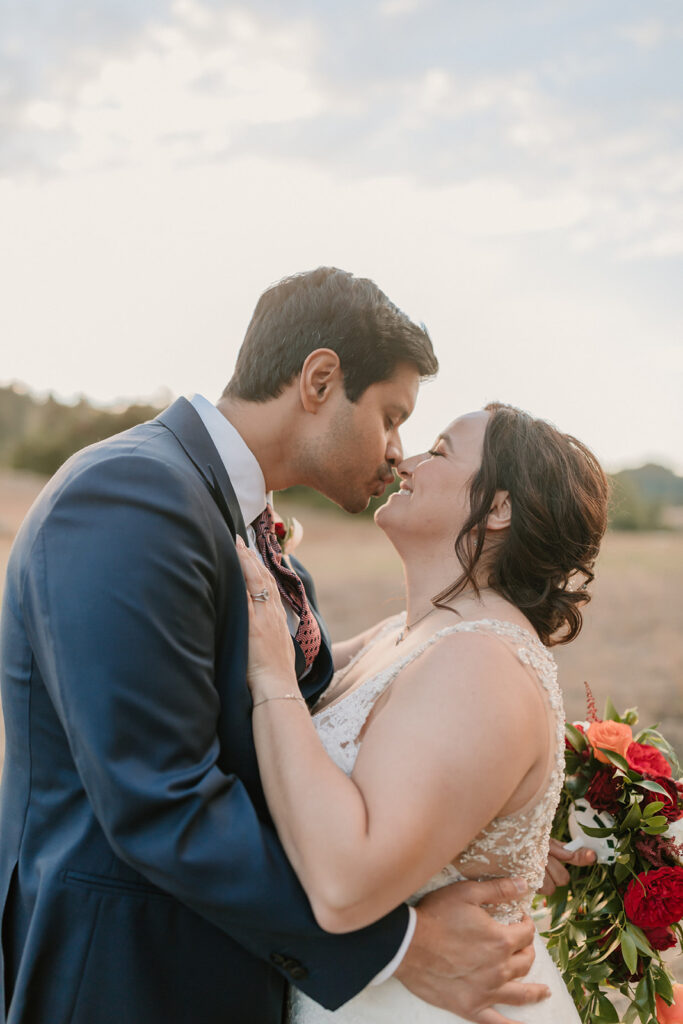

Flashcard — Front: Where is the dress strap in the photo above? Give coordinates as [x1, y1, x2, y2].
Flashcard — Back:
[386, 617, 552, 681]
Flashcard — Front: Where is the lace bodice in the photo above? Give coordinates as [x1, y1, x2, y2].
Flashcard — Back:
[312, 616, 566, 923]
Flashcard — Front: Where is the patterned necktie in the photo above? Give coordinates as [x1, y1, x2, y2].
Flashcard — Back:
[253, 505, 322, 670]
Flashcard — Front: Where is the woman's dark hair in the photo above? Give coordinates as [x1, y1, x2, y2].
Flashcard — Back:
[435, 403, 609, 646]
[223, 267, 437, 403]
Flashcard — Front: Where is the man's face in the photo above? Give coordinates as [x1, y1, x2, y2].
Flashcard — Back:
[312, 362, 420, 513]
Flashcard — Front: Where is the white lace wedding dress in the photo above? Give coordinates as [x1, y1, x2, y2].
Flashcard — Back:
[289, 617, 581, 1023]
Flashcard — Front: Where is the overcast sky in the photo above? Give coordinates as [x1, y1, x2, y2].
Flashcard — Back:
[1, 0, 682, 471]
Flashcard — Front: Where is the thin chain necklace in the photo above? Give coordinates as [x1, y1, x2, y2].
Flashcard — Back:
[395, 605, 440, 645]
[395, 588, 494, 645]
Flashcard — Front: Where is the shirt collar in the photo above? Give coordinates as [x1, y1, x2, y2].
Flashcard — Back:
[190, 394, 267, 527]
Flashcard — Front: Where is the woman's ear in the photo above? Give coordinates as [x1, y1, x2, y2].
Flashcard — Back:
[487, 490, 511, 532]
[299, 349, 343, 412]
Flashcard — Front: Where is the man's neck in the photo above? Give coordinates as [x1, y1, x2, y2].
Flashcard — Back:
[216, 395, 301, 492]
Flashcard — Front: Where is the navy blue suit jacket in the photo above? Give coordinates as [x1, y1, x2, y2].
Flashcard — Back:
[0, 398, 408, 1024]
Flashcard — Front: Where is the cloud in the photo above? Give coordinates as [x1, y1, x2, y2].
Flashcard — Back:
[619, 19, 665, 50]
[0, 1, 324, 176]
[378, 0, 428, 17]
[1, 0, 682, 264]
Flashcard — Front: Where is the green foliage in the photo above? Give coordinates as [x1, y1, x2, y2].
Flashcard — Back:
[616, 464, 683, 506]
[0, 386, 161, 476]
[542, 701, 683, 1024]
[609, 473, 664, 531]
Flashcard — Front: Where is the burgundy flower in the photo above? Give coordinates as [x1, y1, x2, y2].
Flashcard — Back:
[641, 776, 683, 823]
[273, 520, 287, 541]
[635, 834, 678, 869]
[642, 925, 677, 951]
[586, 768, 622, 814]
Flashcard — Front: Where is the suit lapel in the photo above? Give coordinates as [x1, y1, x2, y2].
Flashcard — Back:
[156, 399, 333, 694]
[156, 398, 248, 543]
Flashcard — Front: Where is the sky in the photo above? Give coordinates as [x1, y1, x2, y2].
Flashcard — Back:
[1, 0, 682, 472]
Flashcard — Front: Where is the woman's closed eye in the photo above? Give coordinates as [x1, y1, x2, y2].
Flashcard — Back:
[428, 448, 445, 458]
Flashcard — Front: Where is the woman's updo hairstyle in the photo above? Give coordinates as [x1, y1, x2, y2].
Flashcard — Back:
[436, 403, 609, 646]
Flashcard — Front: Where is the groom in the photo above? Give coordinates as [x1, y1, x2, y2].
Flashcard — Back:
[0, 268, 583, 1024]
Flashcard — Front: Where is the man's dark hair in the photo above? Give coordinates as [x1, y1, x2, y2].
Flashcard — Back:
[223, 267, 438, 402]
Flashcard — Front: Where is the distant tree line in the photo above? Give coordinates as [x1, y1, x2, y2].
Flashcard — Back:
[1, 385, 681, 530]
[610, 464, 683, 530]
[0, 385, 161, 477]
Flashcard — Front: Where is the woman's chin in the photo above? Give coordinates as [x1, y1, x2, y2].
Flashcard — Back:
[374, 502, 393, 531]
[374, 493, 405, 533]
[373, 504, 388, 529]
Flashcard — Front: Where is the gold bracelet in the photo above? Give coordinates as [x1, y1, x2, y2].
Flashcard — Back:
[252, 693, 307, 710]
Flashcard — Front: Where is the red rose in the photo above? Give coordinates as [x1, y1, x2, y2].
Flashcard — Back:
[641, 776, 683, 823]
[627, 742, 673, 778]
[642, 925, 678, 951]
[586, 768, 622, 814]
[624, 866, 683, 928]
[273, 521, 287, 540]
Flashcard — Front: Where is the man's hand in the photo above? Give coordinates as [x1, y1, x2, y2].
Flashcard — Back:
[538, 839, 596, 896]
[395, 878, 548, 1024]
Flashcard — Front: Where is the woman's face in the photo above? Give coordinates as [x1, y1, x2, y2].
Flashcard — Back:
[376, 410, 490, 543]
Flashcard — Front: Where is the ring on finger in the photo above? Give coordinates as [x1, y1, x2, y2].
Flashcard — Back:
[251, 588, 270, 602]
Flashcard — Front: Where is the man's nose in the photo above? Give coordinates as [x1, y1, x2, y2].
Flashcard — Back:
[386, 433, 404, 467]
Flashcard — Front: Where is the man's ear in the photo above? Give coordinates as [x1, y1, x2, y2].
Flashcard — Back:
[487, 490, 511, 532]
[299, 349, 343, 413]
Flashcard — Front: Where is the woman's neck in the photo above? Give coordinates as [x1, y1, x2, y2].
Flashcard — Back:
[401, 549, 493, 625]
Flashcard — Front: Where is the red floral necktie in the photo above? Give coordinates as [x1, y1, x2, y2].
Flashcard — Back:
[253, 505, 322, 670]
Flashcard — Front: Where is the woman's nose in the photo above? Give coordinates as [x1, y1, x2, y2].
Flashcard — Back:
[398, 451, 434, 479]
[397, 452, 422, 478]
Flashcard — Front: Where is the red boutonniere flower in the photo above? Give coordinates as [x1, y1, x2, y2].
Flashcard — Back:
[271, 512, 304, 557]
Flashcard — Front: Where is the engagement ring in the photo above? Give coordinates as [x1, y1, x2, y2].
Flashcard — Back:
[251, 588, 270, 602]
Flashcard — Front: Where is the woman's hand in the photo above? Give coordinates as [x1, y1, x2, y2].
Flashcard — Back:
[235, 537, 298, 701]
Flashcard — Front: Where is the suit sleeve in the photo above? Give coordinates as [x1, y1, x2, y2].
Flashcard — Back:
[22, 452, 408, 1009]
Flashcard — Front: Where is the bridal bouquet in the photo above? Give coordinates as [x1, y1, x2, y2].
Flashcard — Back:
[542, 688, 683, 1024]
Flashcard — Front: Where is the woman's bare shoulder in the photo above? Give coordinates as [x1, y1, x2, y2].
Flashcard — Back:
[387, 625, 545, 731]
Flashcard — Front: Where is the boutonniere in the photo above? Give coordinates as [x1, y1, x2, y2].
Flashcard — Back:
[271, 512, 304, 557]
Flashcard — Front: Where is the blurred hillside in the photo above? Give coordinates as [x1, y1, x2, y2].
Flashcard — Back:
[1, 384, 681, 530]
[0, 385, 162, 477]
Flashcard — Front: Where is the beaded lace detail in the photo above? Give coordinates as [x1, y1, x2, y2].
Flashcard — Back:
[311, 616, 566, 924]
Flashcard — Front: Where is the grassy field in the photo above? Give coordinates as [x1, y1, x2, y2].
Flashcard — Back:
[1, 470, 682, 768]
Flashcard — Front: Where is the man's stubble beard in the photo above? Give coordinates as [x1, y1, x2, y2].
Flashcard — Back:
[298, 413, 376, 515]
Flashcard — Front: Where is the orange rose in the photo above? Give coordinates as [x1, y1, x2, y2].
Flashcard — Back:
[586, 720, 633, 764]
[656, 984, 683, 1024]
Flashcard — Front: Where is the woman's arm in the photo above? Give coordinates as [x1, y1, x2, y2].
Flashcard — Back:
[238, 543, 545, 935]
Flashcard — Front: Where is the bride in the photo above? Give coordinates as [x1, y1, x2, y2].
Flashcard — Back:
[236, 402, 609, 1023]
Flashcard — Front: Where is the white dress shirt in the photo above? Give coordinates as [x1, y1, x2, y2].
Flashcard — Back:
[189, 394, 416, 983]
